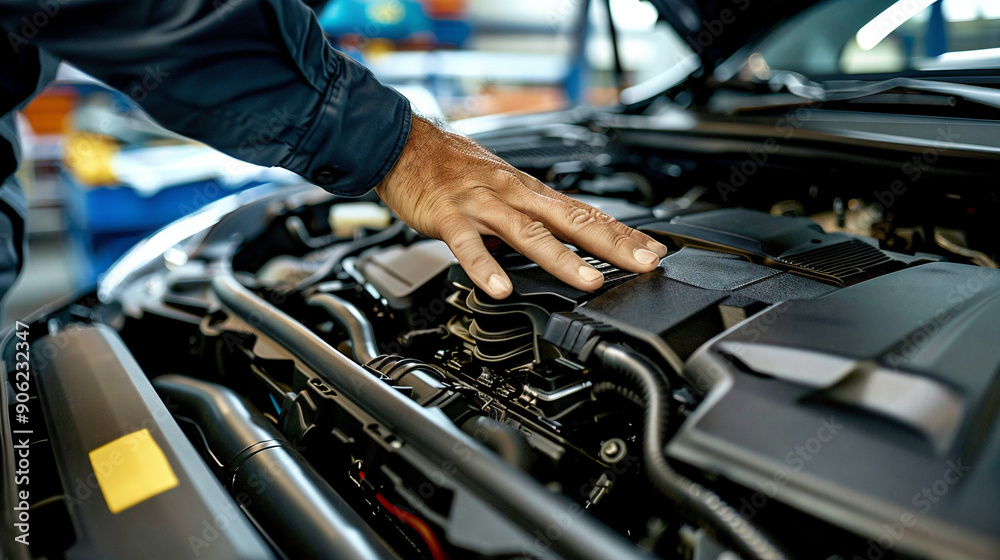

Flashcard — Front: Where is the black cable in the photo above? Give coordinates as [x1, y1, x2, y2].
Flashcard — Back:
[293, 220, 408, 291]
[593, 342, 789, 560]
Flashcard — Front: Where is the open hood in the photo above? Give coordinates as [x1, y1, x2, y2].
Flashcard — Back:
[648, 0, 825, 73]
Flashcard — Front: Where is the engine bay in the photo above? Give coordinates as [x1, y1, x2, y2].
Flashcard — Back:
[5, 116, 1000, 560]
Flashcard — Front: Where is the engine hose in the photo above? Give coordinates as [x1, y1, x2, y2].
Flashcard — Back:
[592, 342, 789, 560]
[307, 292, 380, 364]
[153, 375, 394, 560]
[591, 380, 645, 409]
[293, 220, 408, 290]
[460, 415, 537, 472]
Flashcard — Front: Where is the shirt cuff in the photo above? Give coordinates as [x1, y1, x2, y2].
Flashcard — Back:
[282, 49, 412, 197]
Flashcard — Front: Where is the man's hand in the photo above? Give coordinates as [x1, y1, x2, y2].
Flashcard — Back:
[375, 115, 668, 299]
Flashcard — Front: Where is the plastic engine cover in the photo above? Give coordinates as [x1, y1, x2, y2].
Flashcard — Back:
[667, 262, 1000, 560]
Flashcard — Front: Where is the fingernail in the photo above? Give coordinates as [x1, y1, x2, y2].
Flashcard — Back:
[647, 240, 668, 257]
[634, 248, 659, 265]
[579, 265, 603, 283]
[487, 273, 511, 296]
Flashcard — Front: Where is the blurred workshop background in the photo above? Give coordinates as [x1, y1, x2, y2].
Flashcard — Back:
[5, 0, 692, 324]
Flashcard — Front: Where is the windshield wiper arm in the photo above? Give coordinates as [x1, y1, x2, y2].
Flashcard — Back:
[771, 73, 1000, 111]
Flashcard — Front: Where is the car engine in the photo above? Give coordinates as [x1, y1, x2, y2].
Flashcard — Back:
[4, 119, 1000, 560]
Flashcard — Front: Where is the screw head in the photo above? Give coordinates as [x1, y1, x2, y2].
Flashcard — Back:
[600, 438, 627, 464]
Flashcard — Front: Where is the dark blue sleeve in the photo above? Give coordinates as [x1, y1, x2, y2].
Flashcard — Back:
[0, 0, 411, 196]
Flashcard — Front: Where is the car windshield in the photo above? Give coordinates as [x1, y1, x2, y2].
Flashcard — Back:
[748, 0, 1000, 80]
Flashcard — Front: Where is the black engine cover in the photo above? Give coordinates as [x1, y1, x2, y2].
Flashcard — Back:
[667, 263, 1000, 560]
[642, 208, 909, 286]
[573, 247, 837, 370]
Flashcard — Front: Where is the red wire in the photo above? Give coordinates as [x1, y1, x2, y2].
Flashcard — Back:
[358, 471, 448, 560]
[375, 492, 450, 560]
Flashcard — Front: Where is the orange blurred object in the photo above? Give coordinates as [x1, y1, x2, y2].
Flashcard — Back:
[423, 0, 465, 17]
[19, 86, 79, 135]
[449, 86, 567, 119]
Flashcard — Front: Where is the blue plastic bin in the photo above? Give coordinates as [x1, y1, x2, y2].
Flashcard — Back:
[62, 173, 262, 283]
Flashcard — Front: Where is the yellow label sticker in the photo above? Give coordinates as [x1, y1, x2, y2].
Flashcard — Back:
[88, 428, 179, 514]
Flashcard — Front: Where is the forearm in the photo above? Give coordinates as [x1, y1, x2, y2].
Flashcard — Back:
[0, 0, 410, 194]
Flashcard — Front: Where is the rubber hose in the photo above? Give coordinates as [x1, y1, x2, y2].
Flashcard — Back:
[593, 342, 788, 560]
[460, 415, 536, 471]
[591, 380, 645, 408]
[153, 374, 393, 560]
[307, 293, 380, 364]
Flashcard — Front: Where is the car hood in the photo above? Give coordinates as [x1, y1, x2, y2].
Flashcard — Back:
[648, 0, 824, 74]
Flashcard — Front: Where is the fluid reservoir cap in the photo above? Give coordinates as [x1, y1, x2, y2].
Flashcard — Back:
[329, 202, 392, 238]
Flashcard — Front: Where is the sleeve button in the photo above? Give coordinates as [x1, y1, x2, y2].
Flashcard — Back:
[313, 168, 337, 185]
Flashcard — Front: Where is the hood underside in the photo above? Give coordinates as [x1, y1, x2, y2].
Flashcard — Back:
[648, 0, 824, 73]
